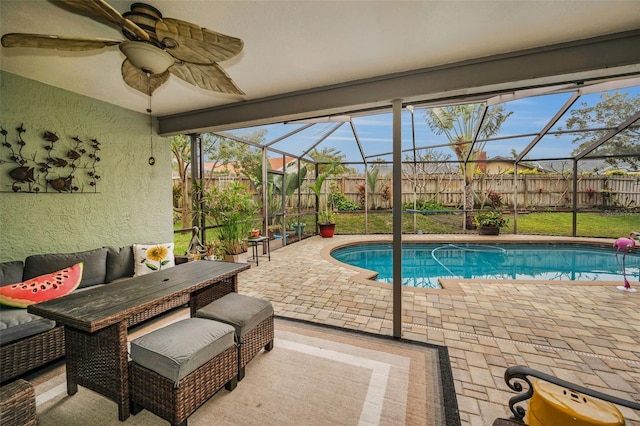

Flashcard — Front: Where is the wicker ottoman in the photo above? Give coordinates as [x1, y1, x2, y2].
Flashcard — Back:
[195, 292, 274, 381]
[129, 318, 238, 426]
[0, 379, 36, 426]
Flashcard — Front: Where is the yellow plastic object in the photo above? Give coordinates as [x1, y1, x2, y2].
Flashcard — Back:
[526, 380, 625, 426]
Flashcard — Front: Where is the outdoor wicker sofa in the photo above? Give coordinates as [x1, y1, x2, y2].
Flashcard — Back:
[0, 245, 191, 383]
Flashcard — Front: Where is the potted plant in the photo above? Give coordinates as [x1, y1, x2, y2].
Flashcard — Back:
[203, 242, 217, 260]
[205, 182, 258, 262]
[307, 164, 338, 238]
[292, 221, 306, 235]
[474, 210, 509, 235]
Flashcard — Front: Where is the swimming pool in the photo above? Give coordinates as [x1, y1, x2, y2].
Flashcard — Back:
[331, 243, 640, 289]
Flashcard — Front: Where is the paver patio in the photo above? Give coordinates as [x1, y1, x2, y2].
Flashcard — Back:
[237, 234, 640, 425]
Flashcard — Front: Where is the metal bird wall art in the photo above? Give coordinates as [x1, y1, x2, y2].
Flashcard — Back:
[1, 1, 244, 96]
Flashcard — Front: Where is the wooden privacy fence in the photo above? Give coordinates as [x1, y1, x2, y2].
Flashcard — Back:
[173, 175, 640, 210]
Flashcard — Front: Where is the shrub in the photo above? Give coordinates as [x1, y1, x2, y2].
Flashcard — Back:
[380, 182, 392, 207]
[474, 210, 509, 229]
[328, 189, 360, 211]
[604, 169, 628, 176]
[486, 190, 503, 209]
[402, 199, 448, 214]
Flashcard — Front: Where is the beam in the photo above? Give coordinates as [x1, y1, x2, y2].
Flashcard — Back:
[392, 99, 403, 339]
[159, 30, 640, 135]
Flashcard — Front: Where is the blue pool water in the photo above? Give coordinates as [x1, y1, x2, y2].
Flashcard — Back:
[331, 243, 640, 289]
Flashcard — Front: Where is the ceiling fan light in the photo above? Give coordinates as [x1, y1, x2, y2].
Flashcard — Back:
[119, 41, 173, 74]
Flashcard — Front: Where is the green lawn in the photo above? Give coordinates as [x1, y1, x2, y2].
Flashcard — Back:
[334, 211, 639, 238]
[174, 211, 639, 254]
[173, 225, 219, 256]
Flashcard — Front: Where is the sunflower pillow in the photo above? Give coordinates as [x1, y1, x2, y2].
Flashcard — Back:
[133, 243, 175, 276]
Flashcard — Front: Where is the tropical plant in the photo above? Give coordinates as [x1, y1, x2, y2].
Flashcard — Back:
[308, 163, 338, 224]
[366, 167, 390, 209]
[424, 103, 512, 228]
[204, 182, 258, 256]
[357, 184, 366, 208]
[380, 182, 392, 207]
[307, 147, 352, 175]
[474, 210, 509, 229]
[485, 190, 503, 209]
[204, 242, 217, 258]
[270, 159, 307, 200]
[328, 186, 359, 211]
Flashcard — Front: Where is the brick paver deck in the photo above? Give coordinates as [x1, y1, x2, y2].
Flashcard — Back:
[237, 234, 640, 425]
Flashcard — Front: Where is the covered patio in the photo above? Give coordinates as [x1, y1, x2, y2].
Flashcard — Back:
[2, 1, 640, 425]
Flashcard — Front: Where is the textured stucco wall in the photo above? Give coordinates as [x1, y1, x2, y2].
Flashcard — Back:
[0, 71, 173, 262]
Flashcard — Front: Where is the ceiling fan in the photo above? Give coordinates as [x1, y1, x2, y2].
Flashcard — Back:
[1, 0, 245, 96]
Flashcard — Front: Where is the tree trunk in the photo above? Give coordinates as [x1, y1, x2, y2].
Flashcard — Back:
[465, 181, 476, 230]
[181, 177, 191, 229]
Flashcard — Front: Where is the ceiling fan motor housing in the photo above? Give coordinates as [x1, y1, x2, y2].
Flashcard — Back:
[122, 3, 163, 45]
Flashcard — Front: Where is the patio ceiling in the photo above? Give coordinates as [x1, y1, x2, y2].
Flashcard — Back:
[1, 0, 639, 131]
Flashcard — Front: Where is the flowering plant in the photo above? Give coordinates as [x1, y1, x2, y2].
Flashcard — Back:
[474, 210, 509, 229]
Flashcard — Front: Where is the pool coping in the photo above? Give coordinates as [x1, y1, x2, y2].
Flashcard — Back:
[319, 234, 636, 295]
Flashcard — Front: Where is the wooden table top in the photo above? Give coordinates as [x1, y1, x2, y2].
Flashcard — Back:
[28, 260, 249, 333]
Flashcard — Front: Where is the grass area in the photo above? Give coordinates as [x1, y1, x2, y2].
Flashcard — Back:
[516, 212, 639, 238]
[173, 225, 219, 256]
[174, 211, 639, 254]
[335, 211, 461, 234]
[334, 211, 638, 238]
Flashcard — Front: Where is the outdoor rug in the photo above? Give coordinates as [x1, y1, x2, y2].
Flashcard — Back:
[31, 316, 460, 425]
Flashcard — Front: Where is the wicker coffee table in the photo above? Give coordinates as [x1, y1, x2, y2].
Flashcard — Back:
[28, 260, 249, 421]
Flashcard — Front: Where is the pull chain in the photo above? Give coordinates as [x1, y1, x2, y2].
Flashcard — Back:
[147, 72, 155, 166]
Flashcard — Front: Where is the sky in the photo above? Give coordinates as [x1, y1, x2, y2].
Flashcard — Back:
[227, 81, 639, 171]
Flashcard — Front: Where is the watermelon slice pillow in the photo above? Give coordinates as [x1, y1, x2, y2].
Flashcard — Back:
[0, 262, 83, 308]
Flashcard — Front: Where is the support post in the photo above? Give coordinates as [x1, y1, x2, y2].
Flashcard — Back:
[392, 99, 403, 339]
[190, 134, 206, 245]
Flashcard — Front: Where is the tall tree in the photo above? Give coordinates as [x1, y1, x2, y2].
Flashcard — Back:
[308, 147, 353, 175]
[171, 135, 192, 229]
[559, 91, 640, 171]
[172, 130, 266, 230]
[402, 149, 455, 205]
[424, 103, 512, 228]
[201, 129, 266, 185]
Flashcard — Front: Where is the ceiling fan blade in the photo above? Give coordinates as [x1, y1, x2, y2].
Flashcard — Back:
[1, 33, 121, 51]
[54, 0, 150, 41]
[156, 17, 243, 63]
[121, 60, 170, 95]
[169, 61, 245, 95]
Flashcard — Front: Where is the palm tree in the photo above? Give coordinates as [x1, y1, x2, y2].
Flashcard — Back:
[366, 167, 390, 210]
[424, 103, 511, 228]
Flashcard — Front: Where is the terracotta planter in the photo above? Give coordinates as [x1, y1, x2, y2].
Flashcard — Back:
[318, 223, 335, 238]
[478, 225, 500, 235]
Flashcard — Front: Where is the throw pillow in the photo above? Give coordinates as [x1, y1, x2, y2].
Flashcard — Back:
[0, 262, 83, 308]
[133, 243, 175, 276]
